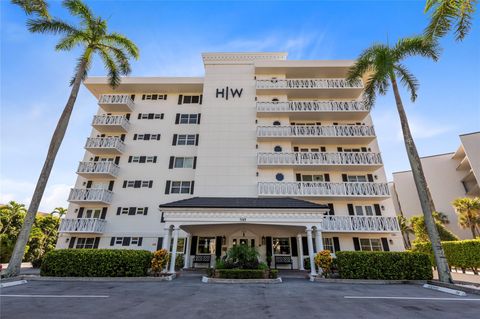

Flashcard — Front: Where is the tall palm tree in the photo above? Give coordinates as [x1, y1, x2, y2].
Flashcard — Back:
[424, 0, 477, 41]
[347, 36, 453, 283]
[452, 197, 480, 238]
[51, 207, 67, 218]
[5, 0, 139, 278]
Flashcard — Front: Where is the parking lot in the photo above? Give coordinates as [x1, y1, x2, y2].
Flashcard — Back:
[1, 276, 480, 319]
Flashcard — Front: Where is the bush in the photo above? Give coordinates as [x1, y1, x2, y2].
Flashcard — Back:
[151, 249, 170, 275]
[223, 245, 259, 269]
[268, 269, 278, 279]
[412, 240, 480, 273]
[315, 250, 333, 276]
[41, 249, 152, 277]
[175, 254, 184, 271]
[336, 251, 432, 280]
[215, 269, 268, 279]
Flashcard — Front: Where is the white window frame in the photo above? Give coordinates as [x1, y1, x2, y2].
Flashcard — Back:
[177, 134, 196, 146]
[322, 238, 334, 252]
[347, 175, 367, 182]
[170, 181, 191, 194]
[359, 238, 383, 251]
[75, 238, 95, 249]
[174, 157, 194, 168]
[179, 114, 198, 124]
[272, 237, 291, 255]
[84, 209, 101, 219]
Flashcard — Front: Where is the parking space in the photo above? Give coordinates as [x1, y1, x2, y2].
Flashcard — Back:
[1, 277, 479, 319]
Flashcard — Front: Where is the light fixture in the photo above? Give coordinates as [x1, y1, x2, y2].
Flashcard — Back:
[381, 205, 385, 210]
[389, 239, 393, 244]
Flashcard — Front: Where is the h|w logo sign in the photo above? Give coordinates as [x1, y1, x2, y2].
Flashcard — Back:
[215, 87, 243, 100]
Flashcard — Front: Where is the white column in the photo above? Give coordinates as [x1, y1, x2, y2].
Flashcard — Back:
[297, 234, 304, 270]
[315, 228, 323, 253]
[169, 227, 179, 273]
[162, 226, 172, 250]
[183, 234, 192, 269]
[306, 227, 317, 276]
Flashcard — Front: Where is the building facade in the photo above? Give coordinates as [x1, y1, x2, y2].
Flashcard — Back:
[56, 52, 403, 273]
[391, 132, 480, 239]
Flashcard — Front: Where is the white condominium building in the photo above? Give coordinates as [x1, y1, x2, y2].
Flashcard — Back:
[56, 52, 402, 273]
[391, 132, 480, 239]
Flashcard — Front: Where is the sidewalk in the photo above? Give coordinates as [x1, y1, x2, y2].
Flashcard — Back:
[1, 263, 40, 276]
[433, 270, 480, 285]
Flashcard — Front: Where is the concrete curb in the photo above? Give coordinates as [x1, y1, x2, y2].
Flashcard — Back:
[423, 283, 467, 296]
[310, 276, 427, 285]
[202, 276, 282, 284]
[0, 280, 28, 288]
[427, 280, 480, 296]
[13, 274, 176, 282]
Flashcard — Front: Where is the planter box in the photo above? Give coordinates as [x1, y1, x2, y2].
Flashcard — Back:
[202, 276, 282, 284]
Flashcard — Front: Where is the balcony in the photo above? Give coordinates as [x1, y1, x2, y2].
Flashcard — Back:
[85, 137, 125, 154]
[256, 101, 370, 120]
[319, 216, 400, 233]
[257, 125, 376, 144]
[98, 94, 134, 112]
[256, 78, 363, 99]
[257, 182, 390, 200]
[58, 218, 106, 233]
[76, 161, 120, 178]
[92, 115, 130, 133]
[68, 188, 113, 204]
[257, 152, 382, 171]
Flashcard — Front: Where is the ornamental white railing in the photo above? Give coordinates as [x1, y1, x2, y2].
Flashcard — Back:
[320, 216, 400, 232]
[77, 161, 120, 177]
[257, 182, 390, 197]
[256, 101, 370, 112]
[257, 152, 382, 166]
[59, 218, 106, 233]
[257, 125, 376, 138]
[256, 78, 363, 89]
[68, 188, 113, 203]
[92, 115, 130, 130]
[85, 137, 125, 152]
[98, 94, 134, 109]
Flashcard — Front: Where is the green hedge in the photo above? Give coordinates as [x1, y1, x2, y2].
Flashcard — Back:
[412, 240, 480, 271]
[214, 269, 278, 279]
[40, 249, 153, 277]
[336, 251, 432, 280]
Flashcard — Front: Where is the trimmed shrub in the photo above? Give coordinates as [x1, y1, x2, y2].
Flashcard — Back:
[412, 240, 480, 273]
[336, 251, 432, 280]
[215, 269, 267, 279]
[151, 249, 170, 275]
[41, 249, 152, 277]
[269, 269, 278, 279]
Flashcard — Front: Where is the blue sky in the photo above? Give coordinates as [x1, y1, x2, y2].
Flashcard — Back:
[1, 0, 479, 212]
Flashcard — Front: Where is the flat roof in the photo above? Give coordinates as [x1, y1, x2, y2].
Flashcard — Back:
[159, 197, 328, 209]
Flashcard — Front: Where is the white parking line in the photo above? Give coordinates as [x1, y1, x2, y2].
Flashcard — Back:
[1, 295, 109, 298]
[344, 296, 480, 301]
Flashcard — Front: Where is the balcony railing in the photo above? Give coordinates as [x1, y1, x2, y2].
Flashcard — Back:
[256, 78, 363, 89]
[98, 94, 134, 112]
[257, 182, 390, 198]
[320, 216, 400, 232]
[257, 125, 375, 138]
[85, 137, 125, 154]
[257, 152, 382, 167]
[59, 218, 106, 233]
[256, 101, 370, 113]
[92, 115, 130, 132]
[68, 188, 113, 204]
[77, 161, 120, 178]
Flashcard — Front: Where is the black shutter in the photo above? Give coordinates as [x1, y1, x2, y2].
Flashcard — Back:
[172, 134, 177, 145]
[133, 134, 137, 140]
[110, 237, 115, 246]
[100, 207, 107, 219]
[293, 146, 299, 152]
[123, 180, 127, 188]
[139, 156, 146, 163]
[195, 134, 199, 146]
[190, 181, 195, 194]
[381, 238, 390, 251]
[138, 113, 142, 119]
[266, 236, 272, 257]
[178, 95, 183, 104]
[296, 173, 302, 181]
[117, 207, 121, 215]
[333, 237, 341, 252]
[144, 207, 148, 215]
[128, 207, 136, 215]
[175, 113, 180, 124]
[374, 204, 382, 216]
[134, 180, 141, 188]
[153, 156, 157, 163]
[347, 204, 355, 215]
[342, 174, 348, 182]
[144, 134, 150, 141]
[324, 174, 330, 182]
[215, 237, 222, 258]
[128, 156, 132, 163]
[114, 156, 120, 165]
[122, 237, 131, 246]
[190, 236, 198, 255]
[320, 146, 326, 152]
[327, 203, 334, 215]
[126, 113, 130, 120]
[93, 237, 100, 249]
[302, 237, 308, 255]
[138, 237, 143, 247]
[108, 181, 114, 191]
[156, 134, 161, 140]
[337, 147, 343, 152]
[130, 94, 135, 101]
[353, 237, 361, 251]
[361, 147, 367, 152]
[69, 237, 76, 248]
[197, 113, 201, 124]
[165, 180, 171, 194]
[148, 113, 154, 119]
[161, 113, 165, 119]
[148, 180, 153, 188]
[94, 156, 99, 161]
[291, 237, 298, 257]
[199, 94, 203, 104]
[86, 181, 92, 188]
[78, 207, 84, 218]
[193, 156, 197, 169]
[157, 237, 163, 250]
[367, 174, 374, 182]
[169, 156, 175, 169]
[120, 134, 125, 141]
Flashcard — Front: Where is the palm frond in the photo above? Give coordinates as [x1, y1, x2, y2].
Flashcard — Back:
[27, 18, 77, 35]
[102, 44, 132, 75]
[11, 0, 50, 19]
[103, 33, 140, 60]
[63, 0, 94, 26]
[455, 0, 476, 41]
[98, 48, 120, 88]
[393, 36, 441, 62]
[346, 44, 385, 85]
[394, 63, 419, 102]
[69, 47, 93, 86]
[424, 0, 458, 40]
[55, 32, 85, 51]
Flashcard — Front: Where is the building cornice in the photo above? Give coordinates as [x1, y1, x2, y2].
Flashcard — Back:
[202, 52, 288, 64]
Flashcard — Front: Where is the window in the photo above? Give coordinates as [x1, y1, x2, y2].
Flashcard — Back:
[171, 181, 192, 194]
[182, 95, 201, 104]
[115, 237, 123, 245]
[274, 146, 282, 152]
[129, 156, 157, 163]
[84, 209, 101, 219]
[111, 237, 142, 247]
[347, 175, 367, 182]
[170, 238, 185, 253]
[138, 113, 164, 119]
[177, 114, 200, 124]
[197, 237, 215, 254]
[174, 157, 194, 168]
[76, 238, 95, 249]
[323, 238, 334, 252]
[131, 237, 140, 245]
[353, 205, 374, 216]
[273, 238, 290, 255]
[133, 134, 161, 141]
[123, 180, 153, 188]
[300, 174, 324, 182]
[276, 173, 284, 181]
[359, 238, 383, 251]
[273, 121, 281, 126]
[141, 94, 167, 100]
[176, 134, 196, 145]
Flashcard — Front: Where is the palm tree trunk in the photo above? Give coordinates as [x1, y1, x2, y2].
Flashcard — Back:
[390, 76, 453, 284]
[471, 225, 477, 239]
[4, 59, 87, 278]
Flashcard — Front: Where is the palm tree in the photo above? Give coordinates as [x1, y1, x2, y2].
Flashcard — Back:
[5, 0, 139, 278]
[398, 215, 413, 249]
[347, 36, 453, 283]
[452, 197, 480, 238]
[424, 0, 477, 41]
[11, 0, 50, 19]
[434, 211, 450, 225]
[51, 207, 67, 218]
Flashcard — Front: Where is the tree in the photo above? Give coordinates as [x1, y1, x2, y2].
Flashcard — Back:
[24, 215, 61, 267]
[424, 0, 477, 41]
[51, 207, 67, 217]
[398, 215, 414, 249]
[0, 202, 27, 262]
[11, 0, 50, 19]
[0, 201, 27, 235]
[410, 215, 459, 243]
[5, 0, 139, 277]
[452, 197, 480, 238]
[347, 36, 453, 283]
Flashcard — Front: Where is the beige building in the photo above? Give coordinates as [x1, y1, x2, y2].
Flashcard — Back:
[56, 52, 403, 274]
[391, 132, 480, 239]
